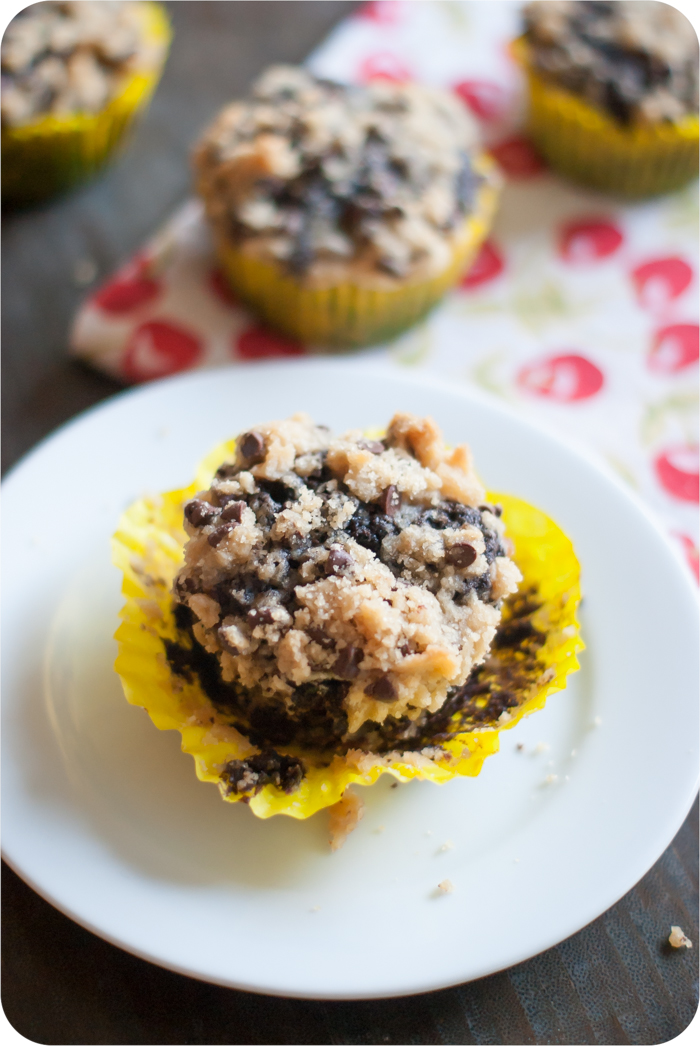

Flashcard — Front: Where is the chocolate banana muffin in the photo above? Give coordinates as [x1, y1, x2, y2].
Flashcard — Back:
[194, 65, 487, 283]
[1, 1, 159, 127]
[523, 1, 698, 126]
[171, 413, 521, 754]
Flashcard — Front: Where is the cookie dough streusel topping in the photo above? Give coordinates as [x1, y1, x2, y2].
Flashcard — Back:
[194, 66, 484, 284]
[1, 1, 156, 127]
[174, 414, 521, 736]
[523, 1, 699, 126]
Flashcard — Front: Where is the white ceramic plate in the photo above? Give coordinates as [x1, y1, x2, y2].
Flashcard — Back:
[2, 360, 698, 999]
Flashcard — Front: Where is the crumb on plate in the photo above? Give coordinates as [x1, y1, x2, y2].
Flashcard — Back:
[328, 788, 365, 850]
[669, 926, 693, 949]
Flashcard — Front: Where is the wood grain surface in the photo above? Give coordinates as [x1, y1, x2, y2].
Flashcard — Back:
[1, 4, 697, 1044]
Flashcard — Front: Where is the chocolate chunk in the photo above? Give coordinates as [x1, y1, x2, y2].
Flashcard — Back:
[308, 627, 335, 649]
[445, 543, 477, 568]
[184, 499, 217, 527]
[221, 500, 245, 523]
[357, 439, 384, 454]
[221, 750, 305, 796]
[344, 501, 399, 555]
[333, 645, 363, 679]
[247, 607, 275, 626]
[239, 431, 266, 464]
[325, 548, 353, 576]
[378, 485, 400, 517]
[208, 523, 234, 547]
[365, 675, 396, 703]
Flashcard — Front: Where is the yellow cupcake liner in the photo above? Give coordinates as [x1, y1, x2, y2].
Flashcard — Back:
[514, 37, 699, 198]
[214, 155, 501, 350]
[2, 2, 171, 206]
[112, 437, 583, 821]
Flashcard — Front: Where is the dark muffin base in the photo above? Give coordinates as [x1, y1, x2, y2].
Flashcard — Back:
[166, 585, 546, 796]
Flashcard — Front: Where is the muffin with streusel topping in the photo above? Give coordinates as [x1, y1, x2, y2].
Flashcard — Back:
[112, 413, 582, 835]
[193, 66, 501, 348]
[2, 1, 170, 205]
[516, 1, 699, 197]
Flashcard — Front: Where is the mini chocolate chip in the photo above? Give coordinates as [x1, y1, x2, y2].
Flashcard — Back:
[325, 548, 353, 576]
[479, 503, 503, 518]
[365, 675, 396, 702]
[378, 484, 400, 517]
[445, 543, 477, 568]
[400, 643, 411, 656]
[333, 645, 363, 679]
[184, 499, 217, 527]
[239, 431, 265, 464]
[221, 500, 245, 523]
[308, 627, 334, 649]
[208, 523, 234, 547]
[357, 439, 384, 454]
[247, 607, 275, 626]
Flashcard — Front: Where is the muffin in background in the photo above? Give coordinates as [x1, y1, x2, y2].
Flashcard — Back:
[193, 66, 501, 350]
[2, 1, 171, 206]
[516, 1, 699, 198]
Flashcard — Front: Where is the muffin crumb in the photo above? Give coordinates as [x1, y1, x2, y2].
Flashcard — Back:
[669, 926, 693, 949]
[329, 789, 365, 850]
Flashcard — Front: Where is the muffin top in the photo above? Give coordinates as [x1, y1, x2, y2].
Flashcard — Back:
[1, 1, 159, 127]
[523, 1, 699, 125]
[193, 66, 488, 283]
[173, 413, 521, 738]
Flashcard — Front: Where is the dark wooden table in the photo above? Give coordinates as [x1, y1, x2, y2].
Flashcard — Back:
[2, 4, 698, 1043]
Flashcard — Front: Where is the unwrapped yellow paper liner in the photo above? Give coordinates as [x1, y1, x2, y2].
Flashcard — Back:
[112, 438, 582, 820]
[513, 37, 699, 199]
[213, 156, 501, 349]
[2, 2, 171, 206]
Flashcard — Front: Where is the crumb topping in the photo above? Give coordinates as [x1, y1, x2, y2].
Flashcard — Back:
[173, 413, 521, 737]
[194, 65, 485, 283]
[523, 1, 698, 125]
[1, 1, 160, 127]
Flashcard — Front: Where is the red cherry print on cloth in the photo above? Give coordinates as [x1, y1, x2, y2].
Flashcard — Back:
[236, 326, 306, 360]
[673, 533, 700, 583]
[460, 240, 505, 290]
[123, 320, 202, 382]
[489, 135, 546, 178]
[517, 353, 604, 402]
[208, 268, 240, 309]
[648, 323, 699, 373]
[93, 253, 161, 314]
[453, 80, 506, 123]
[357, 0, 402, 23]
[632, 257, 693, 309]
[358, 52, 412, 84]
[654, 445, 699, 503]
[559, 219, 624, 263]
